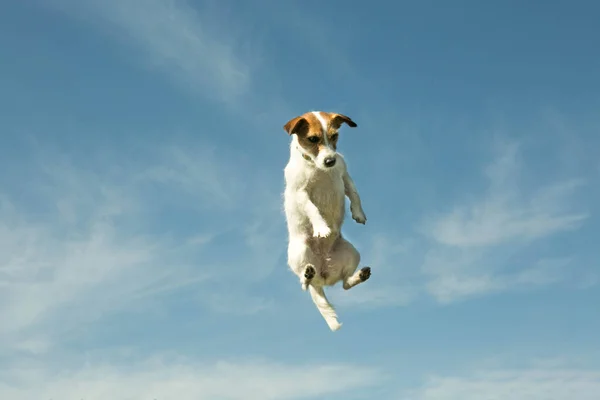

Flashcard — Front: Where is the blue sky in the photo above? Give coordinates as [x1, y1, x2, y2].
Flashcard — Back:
[1, 0, 599, 398]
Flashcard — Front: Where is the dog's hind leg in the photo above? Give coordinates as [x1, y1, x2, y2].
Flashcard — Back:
[342, 266, 371, 290]
[288, 237, 320, 290]
[329, 237, 371, 290]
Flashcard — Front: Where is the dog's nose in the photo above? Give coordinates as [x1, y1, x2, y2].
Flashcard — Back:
[324, 156, 336, 168]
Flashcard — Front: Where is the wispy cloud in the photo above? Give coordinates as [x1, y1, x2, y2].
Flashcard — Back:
[418, 139, 590, 303]
[138, 143, 246, 211]
[422, 141, 588, 248]
[0, 138, 284, 355]
[0, 355, 382, 400]
[50, 0, 256, 104]
[422, 252, 573, 303]
[403, 361, 600, 400]
[0, 156, 204, 354]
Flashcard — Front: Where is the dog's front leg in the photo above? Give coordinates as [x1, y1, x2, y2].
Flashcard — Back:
[343, 172, 367, 224]
[297, 190, 331, 237]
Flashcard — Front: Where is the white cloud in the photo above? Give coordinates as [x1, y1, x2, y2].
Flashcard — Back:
[403, 364, 600, 400]
[0, 161, 207, 354]
[514, 257, 572, 286]
[50, 0, 254, 103]
[138, 143, 245, 211]
[0, 140, 284, 354]
[0, 356, 382, 400]
[422, 141, 587, 248]
[419, 140, 589, 303]
[421, 249, 574, 304]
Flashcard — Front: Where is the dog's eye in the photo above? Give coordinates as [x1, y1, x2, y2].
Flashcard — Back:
[330, 133, 339, 140]
[308, 136, 319, 143]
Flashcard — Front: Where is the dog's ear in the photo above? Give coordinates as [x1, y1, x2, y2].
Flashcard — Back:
[331, 113, 357, 129]
[283, 116, 309, 136]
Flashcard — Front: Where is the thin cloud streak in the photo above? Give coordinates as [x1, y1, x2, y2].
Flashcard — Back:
[0, 160, 209, 353]
[0, 138, 285, 354]
[50, 0, 254, 104]
[422, 141, 588, 248]
[0, 356, 383, 400]
[403, 364, 600, 400]
[418, 139, 590, 303]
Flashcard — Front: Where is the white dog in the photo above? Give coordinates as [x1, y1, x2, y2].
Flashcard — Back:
[282, 110, 371, 331]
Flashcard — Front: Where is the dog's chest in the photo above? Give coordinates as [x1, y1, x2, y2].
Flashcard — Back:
[308, 171, 345, 223]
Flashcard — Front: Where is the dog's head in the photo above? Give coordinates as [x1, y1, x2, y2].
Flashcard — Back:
[283, 111, 357, 170]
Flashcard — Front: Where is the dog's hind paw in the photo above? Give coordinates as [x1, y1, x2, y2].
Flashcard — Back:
[304, 265, 316, 280]
[301, 265, 316, 291]
[359, 266, 371, 282]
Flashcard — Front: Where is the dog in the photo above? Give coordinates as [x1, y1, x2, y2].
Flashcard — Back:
[282, 110, 371, 331]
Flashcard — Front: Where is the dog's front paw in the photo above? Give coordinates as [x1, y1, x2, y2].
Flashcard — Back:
[351, 207, 367, 224]
[313, 223, 331, 238]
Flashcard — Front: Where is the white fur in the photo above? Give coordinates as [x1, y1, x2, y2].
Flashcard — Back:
[283, 120, 368, 331]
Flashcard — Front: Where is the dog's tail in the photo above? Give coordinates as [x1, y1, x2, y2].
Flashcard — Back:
[308, 285, 342, 331]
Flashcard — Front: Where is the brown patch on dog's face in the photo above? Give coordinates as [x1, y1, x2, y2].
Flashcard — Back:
[296, 112, 330, 159]
[283, 111, 357, 159]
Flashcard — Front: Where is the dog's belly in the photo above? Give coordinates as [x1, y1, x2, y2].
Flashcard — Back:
[305, 235, 348, 285]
